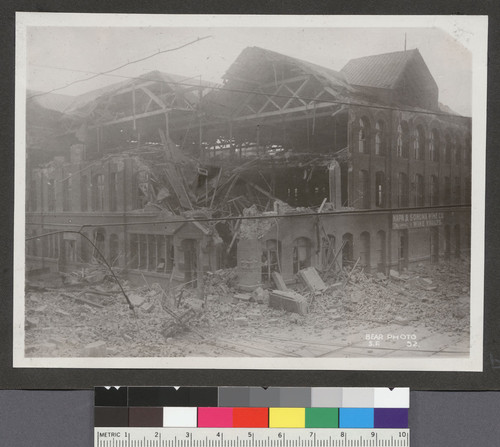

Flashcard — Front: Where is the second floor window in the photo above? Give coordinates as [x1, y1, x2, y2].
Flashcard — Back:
[358, 117, 369, 153]
[397, 121, 409, 158]
[375, 120, 385, 155]
[415, 174, 425, 207]
[93, 174, 105, 211]
[430, 175, 439, 206]
[430, 129, 440, 162]
[414, 125, 425, 160]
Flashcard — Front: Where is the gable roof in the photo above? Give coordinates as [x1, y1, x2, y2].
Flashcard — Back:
[341, 49, 421, 89]
[223, 46, 353, 92]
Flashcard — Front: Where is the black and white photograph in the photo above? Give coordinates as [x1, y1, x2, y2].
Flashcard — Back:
[14, 14, 487, 370]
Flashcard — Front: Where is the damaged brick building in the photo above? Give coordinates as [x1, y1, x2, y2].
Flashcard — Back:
[25, 47, 472, 292]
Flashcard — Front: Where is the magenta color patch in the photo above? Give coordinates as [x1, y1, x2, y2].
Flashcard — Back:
[197, 407, 233, 427]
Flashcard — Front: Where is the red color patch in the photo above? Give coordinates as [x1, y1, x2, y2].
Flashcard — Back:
[233, 407, 269, 427]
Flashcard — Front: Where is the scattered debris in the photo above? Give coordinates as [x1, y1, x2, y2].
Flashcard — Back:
[60, 292, 104, 309]
[235, 317, 249, 327]
[234, 293, 252, 302]
[252, 287, 269, 304]
[24, 259, 470, 358]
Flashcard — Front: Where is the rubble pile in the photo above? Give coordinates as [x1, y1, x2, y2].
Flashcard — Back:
[24, 259, 470, 358]
[310, 260, 470, 334]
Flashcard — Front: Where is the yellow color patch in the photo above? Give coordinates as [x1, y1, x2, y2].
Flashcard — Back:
[269, 408, 305, 428]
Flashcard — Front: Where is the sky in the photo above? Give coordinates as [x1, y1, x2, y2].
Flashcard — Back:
[23, 19, 474, 116]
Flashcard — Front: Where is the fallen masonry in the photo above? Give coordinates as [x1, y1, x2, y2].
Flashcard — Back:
[269, 290, 308, 316]
[299, 267, 327, 293]
[23, 258, 471, 358]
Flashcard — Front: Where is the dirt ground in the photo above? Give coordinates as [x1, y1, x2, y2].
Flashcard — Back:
[24, 259, 471, 359]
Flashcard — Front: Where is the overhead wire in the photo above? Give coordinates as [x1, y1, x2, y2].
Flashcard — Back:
[26, 57, 470, 120]
[26, 35, 213, 101]
[25, 204, 470, 234]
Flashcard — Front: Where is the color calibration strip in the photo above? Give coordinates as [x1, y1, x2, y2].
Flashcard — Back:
[95, 387, 409, 429]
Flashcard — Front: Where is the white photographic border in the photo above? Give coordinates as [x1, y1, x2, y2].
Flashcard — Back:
[13, 13, 487, 371]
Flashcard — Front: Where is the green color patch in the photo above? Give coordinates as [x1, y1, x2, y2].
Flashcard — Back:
[305, 408, 339, 428]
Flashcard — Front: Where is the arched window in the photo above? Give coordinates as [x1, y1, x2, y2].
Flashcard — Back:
[109, 172, 118, 212]
[342, 233, 354, 266]
[429, 129, 440, 162]
[375, 171, 385, 208]
[136, 170, 149, 209]
[262, 239, 281, 282]
[398, 172, 409, 207]
[430, 175, 439, 206]
[397, 121, 409, 158]
[415, 174, 425, 207]
[358, 117, 370, 153]
[80, 232, 90, 263]
[376, 230, 386, 273]
[93, 228, 105, 261]
[80, 175, 88, 212]
[109, 234, 119, 267]
[444, 133, 452, 163]
[93, 174, 105, 211]
[375, 120, 385, 155]
[321, 234, 336, 270]
[414, 125, 425, 160]
[359, 232, 371, 269]
[358, 170, 370, 208]
[293, 237, 311, 273]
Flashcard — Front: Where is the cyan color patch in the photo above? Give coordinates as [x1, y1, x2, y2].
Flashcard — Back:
[339, 408, 374, 428]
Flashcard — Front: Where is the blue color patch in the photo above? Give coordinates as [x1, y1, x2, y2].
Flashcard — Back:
[339, 408, 374, 428]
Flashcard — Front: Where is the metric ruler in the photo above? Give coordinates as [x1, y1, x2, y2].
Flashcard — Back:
[95, 428, 410, 447]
